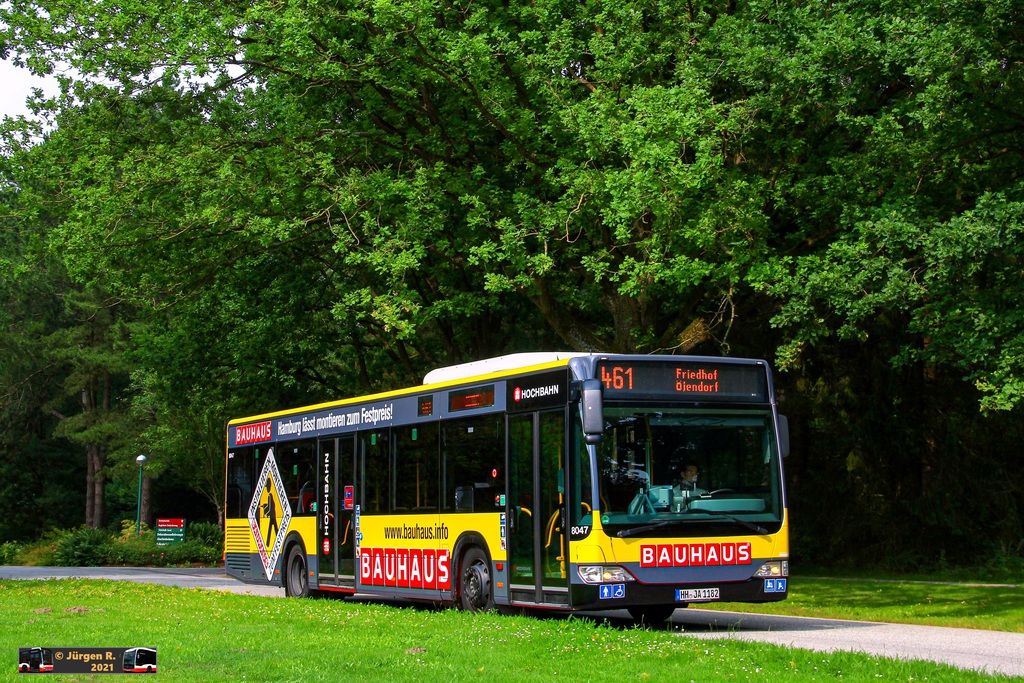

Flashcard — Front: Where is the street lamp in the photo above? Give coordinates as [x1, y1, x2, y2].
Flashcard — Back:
[135, 454, 147, 536]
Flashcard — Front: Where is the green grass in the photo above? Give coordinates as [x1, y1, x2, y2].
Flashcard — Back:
[701, 576, 1024, 633]
[2, 580, 1020, 682]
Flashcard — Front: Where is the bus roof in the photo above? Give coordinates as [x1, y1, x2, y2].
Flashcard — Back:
[422, 352, 594, 384]
[227, 352, 601, 427]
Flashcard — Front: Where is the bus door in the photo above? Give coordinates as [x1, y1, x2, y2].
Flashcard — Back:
[317, 436, 356, 587]
[508, 410, 568, 606]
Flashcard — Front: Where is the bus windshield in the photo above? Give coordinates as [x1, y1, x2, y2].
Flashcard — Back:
[597, 407, 783, 537]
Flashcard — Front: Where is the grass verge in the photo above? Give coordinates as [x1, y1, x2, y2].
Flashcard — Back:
[3, 579, 1020, 682]
[700, 576, 1024, 633]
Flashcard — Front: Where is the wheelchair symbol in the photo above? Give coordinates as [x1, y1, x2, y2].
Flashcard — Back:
[600, 584, 626, 599]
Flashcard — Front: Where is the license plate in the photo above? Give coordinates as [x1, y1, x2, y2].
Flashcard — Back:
[676, 588, 720, 602]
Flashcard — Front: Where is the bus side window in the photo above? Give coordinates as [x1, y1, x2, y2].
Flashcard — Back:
[362, 430, 391, 514]
[443, 416, 504, 513]
[278, 440, 316, 516]
[572, 418, 594, 525]
[394, 423, 439, 512]
[226, 447, 254, 519]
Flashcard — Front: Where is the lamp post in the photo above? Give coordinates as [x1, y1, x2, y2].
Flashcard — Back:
[135, 454, 148, 536]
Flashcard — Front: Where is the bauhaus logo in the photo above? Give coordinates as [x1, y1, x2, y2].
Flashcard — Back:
[359, 547, 451, 590]
[236, 421, 272, 445]
[639, 542, 751, 568]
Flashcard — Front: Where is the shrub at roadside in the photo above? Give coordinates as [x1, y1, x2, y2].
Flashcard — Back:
[25, 523, 223, 568]
[0, 541, 20, 564]
[53, 527, 114, 566]
[15, 529, 63, 566]
[187, 521, 223, 548]
[158, 540, 220, 565]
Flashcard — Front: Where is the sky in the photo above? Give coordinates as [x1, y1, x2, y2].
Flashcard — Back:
[0, 59, 61, 120]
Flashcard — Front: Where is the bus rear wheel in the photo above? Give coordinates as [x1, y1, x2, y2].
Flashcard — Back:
[459, 547, 494, 612]
[627, 605, 677, 625]
[285, 545, 310, 598]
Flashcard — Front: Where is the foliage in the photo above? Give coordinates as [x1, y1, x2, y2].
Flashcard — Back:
[187, 521, 223, 549]
[13, 529, 64, 566]
[0, 0, 1023, 570]
[35, 523, 221, 567]
[103, 537, 220, 568]
[0, 541, 20, 564]
[52, 526, 114, 567]
[117, 519, 150, 541]
[0, 168, 87, 539]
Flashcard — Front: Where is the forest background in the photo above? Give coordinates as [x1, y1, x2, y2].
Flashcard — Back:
[1, 0, 1022, 573]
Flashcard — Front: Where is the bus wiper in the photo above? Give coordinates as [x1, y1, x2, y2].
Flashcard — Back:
[616, 520, 683, 538]
[697, 511, 769, 536]
[616, 513, 768, 538]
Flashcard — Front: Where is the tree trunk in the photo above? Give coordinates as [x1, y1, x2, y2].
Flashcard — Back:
[82, 380, 108, 529]
[141, 474, 153, 530]
[92, 445, 106, 529]
[85, 445, 96, 528]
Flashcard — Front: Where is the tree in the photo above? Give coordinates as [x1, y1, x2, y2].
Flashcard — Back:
[2, 0, 1023, 564]
[0, 0, 786, 359]
[0, 155, 86, 536]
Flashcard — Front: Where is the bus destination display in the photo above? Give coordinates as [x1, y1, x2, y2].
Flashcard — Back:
[597, 360, 767, 402]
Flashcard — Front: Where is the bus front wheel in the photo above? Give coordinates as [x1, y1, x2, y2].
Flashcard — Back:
[285, 545, 310, 598]
[459, 547, 494, 612]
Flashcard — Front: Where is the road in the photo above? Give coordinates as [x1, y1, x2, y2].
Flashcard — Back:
[3, 566, 1022, 677]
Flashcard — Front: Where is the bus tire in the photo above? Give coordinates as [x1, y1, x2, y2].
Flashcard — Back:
[458, 546, 495, 612]
[285, 545, 310, 598]
[627, 605, 676, 625]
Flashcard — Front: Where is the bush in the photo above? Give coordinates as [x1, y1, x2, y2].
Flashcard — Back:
[12, 523, 223, 568]
[105, 536, 155, 566]
[187, 521, 223, 548]
[16, 529, 65, 566]
[0, 541, 20, 565]
[118, 519, 151, 541]
[53, 527, 114, 567]
[105, 528, 220, 569]
[161, 540, 221, 566]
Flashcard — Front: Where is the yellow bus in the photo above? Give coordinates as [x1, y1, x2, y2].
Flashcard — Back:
[224, 353, 790, 623]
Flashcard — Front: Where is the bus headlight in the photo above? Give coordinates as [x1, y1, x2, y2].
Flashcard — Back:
[577, 565, 636, 584]
[754, 561, 789, 578]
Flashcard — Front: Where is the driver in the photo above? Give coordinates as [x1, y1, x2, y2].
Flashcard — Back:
[678, 464, 699, 490]
[675, 464, 706, 495]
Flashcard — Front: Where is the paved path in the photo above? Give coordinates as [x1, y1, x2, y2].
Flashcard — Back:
[0, 565, 284, 597]
[3, 567, 1022, 677]
[674, 608, 1024, 678]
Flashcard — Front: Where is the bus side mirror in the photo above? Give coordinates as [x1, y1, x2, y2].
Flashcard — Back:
[579, 378, 604, 444]
[778, 414, 790, 458]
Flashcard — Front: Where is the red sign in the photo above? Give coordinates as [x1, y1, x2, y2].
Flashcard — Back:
[236, 421, 272, 445]
[157, 518, 185, 528]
